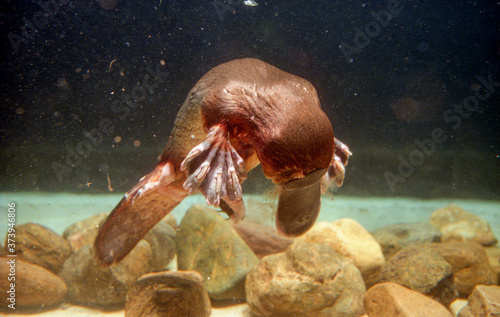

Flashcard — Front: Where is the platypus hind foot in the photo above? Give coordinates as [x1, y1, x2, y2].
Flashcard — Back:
[181, 124, 246, 207]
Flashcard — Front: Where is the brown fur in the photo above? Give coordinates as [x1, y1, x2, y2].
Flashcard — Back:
[176, 58, 334, 183]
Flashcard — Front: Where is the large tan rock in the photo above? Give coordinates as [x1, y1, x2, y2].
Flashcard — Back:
[246, 241, 366, 317]
[429, 242, 497, 297]
[430, 204, 497, 246]
[299, 219, 385, 279]
[377, 244, 457, 307]
[365, 282, 453, 317]
[0, 258, 67, 308]
[176, 204, 259, 300]
[458, 285, 500, 317]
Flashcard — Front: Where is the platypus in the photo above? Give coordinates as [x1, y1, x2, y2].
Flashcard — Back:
[94, 58, 351, 266]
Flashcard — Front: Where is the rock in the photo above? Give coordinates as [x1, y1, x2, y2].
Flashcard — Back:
[430, 204, 497, 246]
[451, 299, 469, 316]
[429, 242, 497, 297]
[298, 219, 385, 279]
[485, 246, 500, 285]
[484, 246, 500, 267]
[232, 221, 293, 259]
[0, 258, 67, 308]
[176, 205, 259, 300]
[371, 231, 401, 263]
[365, 282, 453, 317]
[377, 244, 457, 307]
[143, 219, 176, 271]
[59, 241, 152, 307]
[63, 213, 176, 271]
[241, 198, 277, 224]
[163, 213, 178, 230]
[458, 285, 500, 317]
[246, 241, 366, 317]
[372, 222, 442, 259]
[63, 213, 107, 252]
[125, 271, 211, 317]
[8, 223, 71, 274]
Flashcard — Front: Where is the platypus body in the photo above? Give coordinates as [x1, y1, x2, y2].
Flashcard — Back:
[94, 58, 351, 266]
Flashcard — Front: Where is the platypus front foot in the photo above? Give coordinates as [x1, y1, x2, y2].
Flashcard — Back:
[321, 138, 352, 193]
[181, 124, 246, 208]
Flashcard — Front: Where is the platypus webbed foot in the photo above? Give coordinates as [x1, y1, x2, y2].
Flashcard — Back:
[181, 124, 246, 209]
[321, 138, 352, 193]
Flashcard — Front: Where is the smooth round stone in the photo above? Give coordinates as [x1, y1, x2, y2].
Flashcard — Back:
[377, 244, 457, 307]
[125, 270, 211, 317]
[299, 219, 385, 279]
[12, 223, 71, 273]
[0, 258, 67, 308]
[430, 204, 497, 246]
[176, 204, 259, 300]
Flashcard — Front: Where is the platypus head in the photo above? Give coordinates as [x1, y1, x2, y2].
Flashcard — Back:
[254, 107, 334, 238]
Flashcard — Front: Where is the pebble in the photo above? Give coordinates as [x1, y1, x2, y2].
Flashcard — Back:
[365, 282, 453, 317]
[0, 258, 67, 308]
[125, 270, 211, 317]
[377, 244, 457, 307]
[458, 285, 500, 317]
[429, 242, 497, 297]
[142, 218, 177, 271]
[11, 223, 71, 274]
[298, 219, 385, 279]
[372, 222, 442, 259]
[450, 299, 468, 316]
[176, 204, 259, 300]
[246, 240, 366, 317]
[58, 241, 152, 307]
[485, 246, 500, 284]
[63, 213, 176, 271]
[430, 204, 497, 246]
[232, 220, 293, 259]
[63, 213, 107, 252]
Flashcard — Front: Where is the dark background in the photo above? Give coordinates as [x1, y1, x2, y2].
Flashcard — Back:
[0, 0, 498, 198]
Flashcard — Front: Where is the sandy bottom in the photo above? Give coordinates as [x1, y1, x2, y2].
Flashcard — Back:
[0, 192, 498, 316]
[0, 304, 251, 317]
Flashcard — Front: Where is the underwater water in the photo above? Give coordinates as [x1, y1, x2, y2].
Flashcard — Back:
[0, 0, 498, 316]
